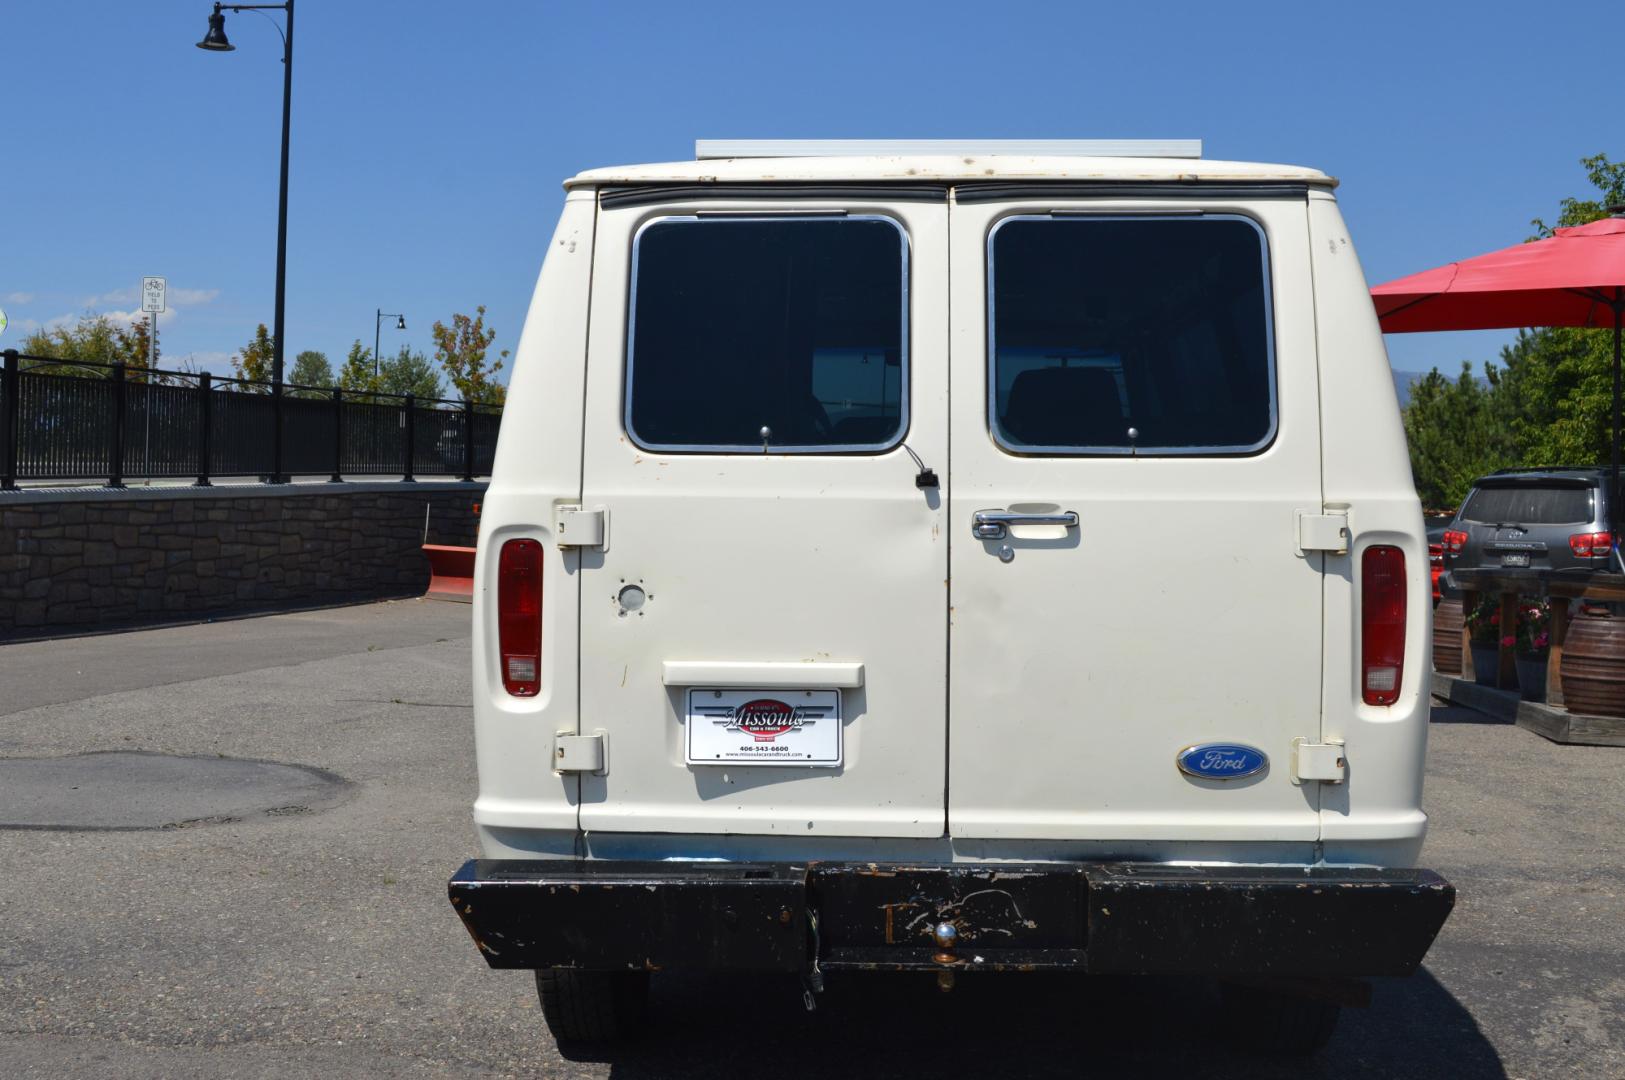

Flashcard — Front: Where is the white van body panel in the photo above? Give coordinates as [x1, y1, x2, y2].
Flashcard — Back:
[1307, 191, 1430, 866]
[473, 158, 1429, 871]
[564, 154, 1333, 189]
[470, 191, 595, 841]
[945, 194, 1324, 842]
[573, 195, 949, 838]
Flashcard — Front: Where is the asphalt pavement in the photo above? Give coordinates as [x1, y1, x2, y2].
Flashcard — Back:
[1, 600, 1620, 1078]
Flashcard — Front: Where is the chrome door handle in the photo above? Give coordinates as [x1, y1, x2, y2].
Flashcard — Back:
[972, 509, 1079, 539]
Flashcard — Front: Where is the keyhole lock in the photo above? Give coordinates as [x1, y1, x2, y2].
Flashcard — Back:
[998, 545, 1015, 563]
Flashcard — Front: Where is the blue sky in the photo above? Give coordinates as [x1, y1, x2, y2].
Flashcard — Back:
[1, 0, 1609, 381]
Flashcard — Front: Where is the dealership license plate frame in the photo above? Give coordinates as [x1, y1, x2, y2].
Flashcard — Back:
[1501, 552, 1531, 568]
[685, 688, 842, 767]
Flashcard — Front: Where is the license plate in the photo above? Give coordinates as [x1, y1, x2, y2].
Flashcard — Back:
[685, 689, 842, 767]
[1501, 552, 1530, 567]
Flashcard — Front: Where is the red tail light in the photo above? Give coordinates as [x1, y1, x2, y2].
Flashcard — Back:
[1428, 542, 1443, 566]
[1441, 530, 1468, 553]
[498, 538, 543, 696]
[1569, 531, 1614, 558]
[1361, 545, 1406, 706]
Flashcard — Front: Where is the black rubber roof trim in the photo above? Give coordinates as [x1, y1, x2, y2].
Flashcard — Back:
[1489, 465, 1605, 476]
[599, 183, 951, 209]
[953, 181, 1311, 203]
[1474, 474, 1597, 489]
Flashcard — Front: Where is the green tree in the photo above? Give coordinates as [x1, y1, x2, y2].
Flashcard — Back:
[1502, 153, 1625, 468]
[1530, 153, 1625, 237]
[231, 324, 274, 389]
[431, 305, 508, 404]
[19, 312, 156, 377]
[378, 345, 444, 400]
[122, 318, 157, 380]
[1495, 326, 1615, 468]
[337, 340, 379, 395]
[288, 349, 335, 397]
[1402, 362, 1518, 508]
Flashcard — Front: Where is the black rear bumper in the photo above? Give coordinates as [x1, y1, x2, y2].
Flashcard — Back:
[448, 859, 1453, 977]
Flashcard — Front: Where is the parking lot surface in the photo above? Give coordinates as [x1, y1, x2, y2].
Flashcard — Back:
[1, 600, 1621, 1078]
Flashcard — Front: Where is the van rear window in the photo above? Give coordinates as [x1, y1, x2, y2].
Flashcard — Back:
[988, 216, 1275, 454]
[626, 216, 907, 453]
[1461, 485, 1593, 525]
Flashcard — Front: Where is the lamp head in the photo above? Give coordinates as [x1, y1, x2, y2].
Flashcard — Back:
[396, 315, 407, 330]
[196, 5, 235, 51]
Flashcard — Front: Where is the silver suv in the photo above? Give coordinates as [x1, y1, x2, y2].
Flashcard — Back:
[1441, 467, 1616, 580]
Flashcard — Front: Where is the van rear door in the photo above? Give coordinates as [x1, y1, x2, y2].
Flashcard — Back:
[576, 192, 949, 838]
[945, 191, 1325, 845]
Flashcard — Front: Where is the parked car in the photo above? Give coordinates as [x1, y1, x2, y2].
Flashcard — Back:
[1427, 521, 1448, 602]
[447, 141, 1454, 1057]
[1439, 467, 1616, 585]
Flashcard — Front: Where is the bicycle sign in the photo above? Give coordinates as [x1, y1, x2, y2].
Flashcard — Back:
[142, 277, 166, 314]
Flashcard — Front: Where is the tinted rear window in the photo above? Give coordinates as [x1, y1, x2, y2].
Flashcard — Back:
[627, 216, 907, 452]
[1461, 485, 1594, 525]
[988, 216, 1275, 454]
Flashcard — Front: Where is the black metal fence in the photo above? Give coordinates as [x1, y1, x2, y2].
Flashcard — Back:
[0, 350, 501, 489]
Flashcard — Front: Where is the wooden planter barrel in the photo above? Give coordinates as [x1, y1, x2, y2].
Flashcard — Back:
[1559, 607, 1625, 718]
[1432, 597, 1464, 674]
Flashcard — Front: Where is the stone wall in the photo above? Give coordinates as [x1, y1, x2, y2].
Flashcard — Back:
[0, 482, 485, 639]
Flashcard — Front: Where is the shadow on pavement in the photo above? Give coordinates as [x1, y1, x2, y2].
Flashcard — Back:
[565, 967, 1502, 1079]
[1430, 700, 1516, 725]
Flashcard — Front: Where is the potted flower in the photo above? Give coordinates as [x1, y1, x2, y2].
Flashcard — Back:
[1465, 596, 1502, 686]
[1513, 599, 1551, 702]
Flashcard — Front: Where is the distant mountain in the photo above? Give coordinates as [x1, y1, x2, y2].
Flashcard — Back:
[1391, 369, 1429, 408]
[1390, 367, 1490, 407]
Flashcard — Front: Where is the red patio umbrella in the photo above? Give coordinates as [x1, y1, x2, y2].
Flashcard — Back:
[1372, 210, 1625, 547]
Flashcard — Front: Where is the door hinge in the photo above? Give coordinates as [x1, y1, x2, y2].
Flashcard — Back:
[1291, 737, 1346, 784]
[553, 505, 608, 550]
[1296, 509, 1349, 555]
[553, 731, 608, 775]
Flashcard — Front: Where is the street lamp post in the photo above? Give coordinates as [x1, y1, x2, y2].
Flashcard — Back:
[197, 0, 294, 483]
[375, 310, 407, 380]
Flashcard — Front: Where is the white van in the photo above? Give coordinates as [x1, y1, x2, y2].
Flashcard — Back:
[448, 141, 1454, 1055]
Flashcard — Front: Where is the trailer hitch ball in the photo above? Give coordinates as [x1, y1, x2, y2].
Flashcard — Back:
[933, 921, 959, 990]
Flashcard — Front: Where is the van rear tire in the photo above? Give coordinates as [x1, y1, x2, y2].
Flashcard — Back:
[1220, 982, 1341, 1056]
[535, 968, 650, 1044]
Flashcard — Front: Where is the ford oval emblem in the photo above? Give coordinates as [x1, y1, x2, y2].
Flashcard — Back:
[1176, 743, 1269, 781]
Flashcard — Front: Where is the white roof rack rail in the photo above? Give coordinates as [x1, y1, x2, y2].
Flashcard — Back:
[695, 139, 1202, 161]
